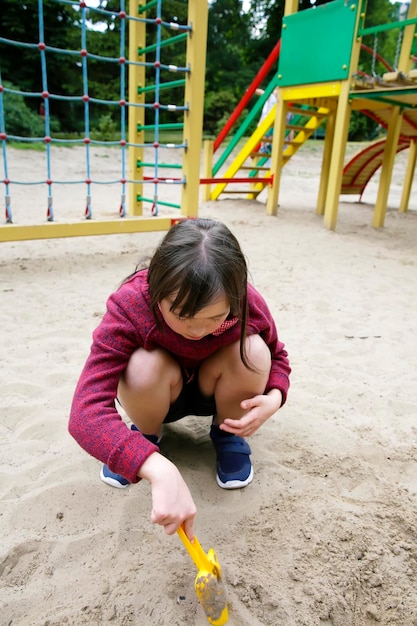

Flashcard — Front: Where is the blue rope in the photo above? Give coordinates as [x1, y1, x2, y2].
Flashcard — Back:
[119, 0, 127, 217]
[3, 135, 188, 149]
[80, 3, 92, 219]
[1, 84, 188, 110]
[0, 37, 190, 73]
[152, 0, 163, 216]
[6, 178, 185, 185]
[0, 69, 11, 223]
[38, 0, 54, 221]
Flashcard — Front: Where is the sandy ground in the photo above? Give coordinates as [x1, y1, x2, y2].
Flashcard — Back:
[1, 143, 417, 626]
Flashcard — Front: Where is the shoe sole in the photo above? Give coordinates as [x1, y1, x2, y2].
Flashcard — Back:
[216, 466, 254, 490]
[100, 467, 130, 489]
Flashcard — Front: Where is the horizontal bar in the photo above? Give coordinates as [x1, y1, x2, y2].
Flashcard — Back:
[0, 217, 174, 242]
[137, 196, 181, 209]
[137, 79, 186, 94]
[138, 0, 158, 13]
[358, 16, 417, 36]
[200, 177, 273, 185]
[138, 33, 188, 55]
[137, 123, 184, 131]
[137, 161, 182, 169]
[142, 177, 184, 184]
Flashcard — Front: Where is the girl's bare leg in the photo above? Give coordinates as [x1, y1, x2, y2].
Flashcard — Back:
[198, 334, 271, 424]
[118, 348, 183, 436]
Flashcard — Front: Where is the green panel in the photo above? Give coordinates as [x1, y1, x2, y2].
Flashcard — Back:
[278, 0, 360, 87]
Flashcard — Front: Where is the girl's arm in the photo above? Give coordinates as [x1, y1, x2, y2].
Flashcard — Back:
[69, 291, 159, 482]
[139, 453, 196, 540]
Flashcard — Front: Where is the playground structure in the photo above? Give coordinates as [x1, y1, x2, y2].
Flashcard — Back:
[0, 0, 208, 242]
[205, 0, 417, 230]
[1, 0, 417, 242]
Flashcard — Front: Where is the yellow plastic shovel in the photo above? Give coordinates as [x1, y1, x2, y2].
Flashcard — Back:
[177, 524, 229, 625]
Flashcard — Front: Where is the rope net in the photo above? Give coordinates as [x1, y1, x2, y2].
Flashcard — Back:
[0, 0, 196, 231]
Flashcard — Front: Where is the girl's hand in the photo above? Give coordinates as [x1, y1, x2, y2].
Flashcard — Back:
[220, 389, 283, 438]
[138, 453, 196, 541]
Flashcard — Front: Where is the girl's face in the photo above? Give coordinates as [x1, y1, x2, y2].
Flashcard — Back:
[159, 294, 230, 341]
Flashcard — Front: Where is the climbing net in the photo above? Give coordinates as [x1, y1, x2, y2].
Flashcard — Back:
[0, 0, 207, 240]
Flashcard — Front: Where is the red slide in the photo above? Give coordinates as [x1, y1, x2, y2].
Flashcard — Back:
[341, 138, 411, 199]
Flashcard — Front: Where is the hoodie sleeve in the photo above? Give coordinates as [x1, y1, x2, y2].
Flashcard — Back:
[68, 284, 159, 483]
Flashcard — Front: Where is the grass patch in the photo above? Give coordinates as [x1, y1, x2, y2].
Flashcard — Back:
[5, 140, 46, 151]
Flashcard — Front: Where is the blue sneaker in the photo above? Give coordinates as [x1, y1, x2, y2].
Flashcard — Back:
[100, 464, 130, 489]
[210, 424, 253, 489]
[100, 425, 159, 489]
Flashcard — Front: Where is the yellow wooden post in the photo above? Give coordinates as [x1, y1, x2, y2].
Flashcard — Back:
[399, 140, 417, 214]
[392, 0, 417, 216]
[322, 2, 363, 230]
[202, 140, 213, 202]
[373, 0, 416, 227]
[128, 0, 145, 216]
[316, 109, 335, 216]
[397, 0, 417, 74]
[264, 0, 298, 216]
[266, 94, 288, 216]
[322, 81, 352, 230]
[284, 0, 298, 16]
[181, 0, 208, 217]
[372, 106, 403, 228]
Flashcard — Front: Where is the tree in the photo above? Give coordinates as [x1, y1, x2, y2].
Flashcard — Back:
[358, 0, 399, 76]
[204, 0, 254, 132]
[206, 0, 253, 92]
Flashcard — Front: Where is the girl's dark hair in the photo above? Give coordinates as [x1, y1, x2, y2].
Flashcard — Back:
[145, 218, 251, 368]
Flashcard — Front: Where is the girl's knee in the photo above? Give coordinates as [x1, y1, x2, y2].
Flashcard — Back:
[214, 334, 271, 374]
[246, 334, 271, 371]
[123, 347, 182, 388]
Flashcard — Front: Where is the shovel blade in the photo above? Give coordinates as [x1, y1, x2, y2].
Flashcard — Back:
[195, 569, 228, 625]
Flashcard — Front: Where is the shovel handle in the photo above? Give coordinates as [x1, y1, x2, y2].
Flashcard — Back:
[177, 524, 214, 573]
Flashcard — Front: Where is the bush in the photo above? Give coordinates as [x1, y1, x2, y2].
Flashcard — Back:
[92, 113, 118, 141]
[204, 89, 237, 135]
[1, 81, 61, 138]
[348, 111, 379, 141]
[2, 82, 45, 137]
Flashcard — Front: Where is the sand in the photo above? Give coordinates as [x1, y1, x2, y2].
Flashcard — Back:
[1, 143, 417, 626]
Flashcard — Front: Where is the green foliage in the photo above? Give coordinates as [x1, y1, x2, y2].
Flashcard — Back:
[206, 0, 253, 93]
[204, 89, 238, 134]
[348, 111, 380, 141]
[91, 113, 118, 141]
[2, 82, 45, 137]
[358, 0, 399, 75]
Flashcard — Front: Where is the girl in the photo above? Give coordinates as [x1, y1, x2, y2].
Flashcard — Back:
[69, 218, 290, 540]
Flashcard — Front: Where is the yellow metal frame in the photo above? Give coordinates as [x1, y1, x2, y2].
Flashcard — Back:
[399, 139, 417, 214]
[371, 106, 404, 228]
[202, 139, 214, 202]
[181, 0, 209, 217]
[128, 0, 146, 216]
[280, 82, 342, 102]
[0, 217, 175, 243]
